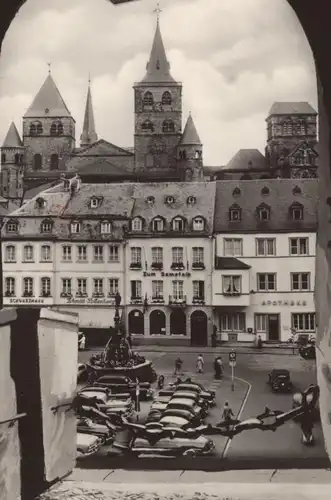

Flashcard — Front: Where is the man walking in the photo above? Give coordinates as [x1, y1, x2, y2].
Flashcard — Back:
[174, 357, 183, 376]
[222, 401, 234, 429]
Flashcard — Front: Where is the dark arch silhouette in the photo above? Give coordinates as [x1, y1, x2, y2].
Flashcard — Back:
[191, 310, 208, 347]
[149, 310, 166, 335]
[170, 309, 186, 336]
[33, 154, 42, 170]
[128, 309, 144, 335]
[50, 154, 59, 170]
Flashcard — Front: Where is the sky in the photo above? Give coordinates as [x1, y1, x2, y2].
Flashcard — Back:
[0, 0, 317, 166]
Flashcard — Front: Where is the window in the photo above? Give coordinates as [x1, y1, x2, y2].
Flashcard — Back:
[172, 280, 184, 300]
[257, 273, 276, 291]
[256, 238, 276, 256]
[77, 245, 87, 262]
[152, 247, 163, 264]
[100, 221, 111, 234]
[141, 120, 154, 132]
[1, 153, 6, 163]
[131, 247, 142, 265]
[62, 245, 72, 261]
[289, 237, 309, 256]
[152, 280, 164, 299]
[165, 196, 175, 205]
[229, 206, 241, 222]
[193, 280, 205, 299]
[283, 121, 293, 135]
[172, 247, 184, 265]
[6, 220, 18, 233]
[172, 217, 184, 231]
[90, 198, 99, 208]
[61, 278, 72, 296]
[76, 278, 87, 296]
[223, 276, 241, 295]
[41, 245, 51, 262]
[93, 245, 104, 262]
[161, 91, 172, 105]
[5, 245, 16, 262]
[221, 313, 246, 332]
[50, 154, 59, 170]
[93, 278, 104, 295]
[57, 122, 64, 135]
[290, 205, 303, 220]
[131, 280, 142, 299]
[70, 221, 81, 234]
[224, 238, 243, 257]
[143, 91, 153, 106]
[23, 277, 34, 296]
[50, 123, 57, 136]
[192, 247, 204, 264]
[5, 277, 15, 296]
[40, 277, 51, 296]
[41, 219, 53, 233]
[257, 205, 270, 221]
[23, 245, 34, 262]
[192, 217, 205, 231]
[291, 273, 310, 291]
[33, 154, 42, 170]
[14, 153, 20, 164]
[109, 245, 119, 262]
[296, 120, 307, 135]
[152, 217, 165, 232]
[162, 120, 175, 133]
[255, 314, 267, 333]
[132, 218, 143, 232]
[108, 278, 119, 296]
[292, 313, 315, 332]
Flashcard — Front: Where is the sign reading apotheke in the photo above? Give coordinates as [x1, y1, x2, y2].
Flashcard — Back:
[143, 271, 191, 277]
[262, 300, 307, 306]
[64, 297, 116, 305]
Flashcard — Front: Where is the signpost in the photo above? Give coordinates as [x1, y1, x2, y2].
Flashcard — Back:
[229, 350, 236, 391]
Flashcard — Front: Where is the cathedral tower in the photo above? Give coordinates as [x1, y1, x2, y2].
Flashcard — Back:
[80, 78, 98, 148]
[133, 15, 182, 173]
[0, 122, 25, 198]
[178, 113, 203, 181]
[22, 70, 76, 173]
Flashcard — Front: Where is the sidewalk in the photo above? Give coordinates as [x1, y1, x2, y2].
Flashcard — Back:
[133, 343, 298, 355]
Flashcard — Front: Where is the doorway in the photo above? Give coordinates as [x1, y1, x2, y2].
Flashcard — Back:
[268, 314, 280, 341]
[191, 310, 208, 347]
[149, 310, 166, 335]
[170, 310, 186, 336]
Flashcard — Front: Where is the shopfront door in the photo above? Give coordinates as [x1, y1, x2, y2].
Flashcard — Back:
[268, 314, 280, 341]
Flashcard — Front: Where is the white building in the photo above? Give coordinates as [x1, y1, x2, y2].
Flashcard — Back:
[212, 179, 318, 343]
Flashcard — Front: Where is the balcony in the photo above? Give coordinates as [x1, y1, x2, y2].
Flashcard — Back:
[130, 262, 142, 270]
[192, 296, 205, 305]
[170, 262, 185, 271]
[151, 262, 163, 270]
[130, 296, 143, 305]
[151, 296, 165, 304]
[169, 295, 187, 307]
[192, 262, 206, 270]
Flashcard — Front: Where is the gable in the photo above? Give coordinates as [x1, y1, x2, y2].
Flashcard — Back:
[77, 139, 134, 158]
[287, 142, 318, 159]
[77, 157, 131, 176]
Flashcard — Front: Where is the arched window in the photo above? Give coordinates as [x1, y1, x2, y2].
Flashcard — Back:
[152, 217, 165, 232]
[14, 153, 20, 164]
[143, 91, 153, 106]
[57, 122, 64, 135]
[257, 204, 270, 221]
[132, 217, 143, 232]
[161, 91, 172, 105]
[36, 122, 43, 135]
[29, 123, 36, 136]
[162, 120, 175, 133]
[192, 217, 205, 231]
[172, 216, 185, 231]
[50, 154, 59, 170]
[33, 154, 42, 170]
[50, 123, 57, 136]
[179, 150, 187, 160]
[141, 120, 154, 132]
[1, 153, 6, 164]
[19, 154, 24, 164]
[283, 120, 293, 135]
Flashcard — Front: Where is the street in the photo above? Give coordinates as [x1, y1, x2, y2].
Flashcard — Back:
[78, 349, 329, 469]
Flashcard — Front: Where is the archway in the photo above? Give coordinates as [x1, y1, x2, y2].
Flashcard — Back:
[149, 310, 166, 335]
[191, 310, 208, 347]
[170, 309, 186, 336]
[128, 309, 144, 335]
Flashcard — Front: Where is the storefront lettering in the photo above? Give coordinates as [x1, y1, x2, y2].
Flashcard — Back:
[261, 300, 307, 306]
[65, 297, 116, 305]
[9, 298, 45, 304]
[143, 271, 191, 277]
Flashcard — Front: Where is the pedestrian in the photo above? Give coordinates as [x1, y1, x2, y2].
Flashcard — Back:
[214, 356, 223, 379]
[211, 325, 217, 347]
[196, 354, 204, 373]
[127, 333, 133, 349]
[222, 401, 234, 427]
[257, 335, 263, 349]
[174, 357, 183, 376]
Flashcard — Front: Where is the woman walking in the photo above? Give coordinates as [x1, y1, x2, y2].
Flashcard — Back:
[196, 354, 204, 374]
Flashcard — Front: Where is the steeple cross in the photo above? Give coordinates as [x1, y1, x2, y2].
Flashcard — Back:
[153, 3, 162, 21]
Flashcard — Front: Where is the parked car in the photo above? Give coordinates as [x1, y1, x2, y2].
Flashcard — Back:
[94, 375, 154, 401]
[162, 409, 201, 426]
[166, 398, 203, 419]
[299, 344, 316, 360]
[159, 415, 191, 428]
[175, 384, 216, 407]
[292, 390, 320, 422]
[132, 434, 215, 458]
[76, 432, 103, 459]
[267, 369, 293, 393]
[78, 388, 133, 417]
[77, 363, 88, 383]
[76, 417, 115, 445]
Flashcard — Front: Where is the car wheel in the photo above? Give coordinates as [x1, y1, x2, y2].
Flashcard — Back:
[183, 448, 197, 457]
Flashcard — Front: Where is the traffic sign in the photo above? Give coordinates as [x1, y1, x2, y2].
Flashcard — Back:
[229, 351, 236, 362]
[229, 360, 236, 368]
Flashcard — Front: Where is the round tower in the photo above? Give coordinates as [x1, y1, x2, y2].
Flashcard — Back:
[177, 113, 203, 181]
[0, 122, 25, 199]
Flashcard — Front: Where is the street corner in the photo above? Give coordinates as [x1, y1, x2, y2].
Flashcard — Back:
[210, 376, 250, 420]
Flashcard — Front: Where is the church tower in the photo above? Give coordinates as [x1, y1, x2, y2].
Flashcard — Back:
[80, 78, 98, 148]
[178, 113, 203, 181]
[133, 13, 182, 173]
[22, 69, 76, 173]
[0, 122, 25, 199]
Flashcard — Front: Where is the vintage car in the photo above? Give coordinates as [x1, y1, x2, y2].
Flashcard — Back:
[292, 390, 320, 422]
[76, 417, 115, 445]
[162, 409, 201, 426]
[76, 432, 103, 459]
[89, 360, 157, 384]
[77, 363, 89, 383]
[132, 435, 215, 458]
[159, 415, 191, 428]
[299, 344, 316, 360]
[146, 410, 163, 423]
[78, 388, 133, 417]
[175, 384, 216, 407]
[166, 398, 203, 418]
[94, 375, 154, 400]
[267, 369, 293, 392]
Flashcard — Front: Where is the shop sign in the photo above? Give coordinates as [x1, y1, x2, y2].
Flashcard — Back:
[64, 297, 116, 305]
[261, 300, 307, 306]
[8, 298, 46, 305]
[143, 271, 191, 278]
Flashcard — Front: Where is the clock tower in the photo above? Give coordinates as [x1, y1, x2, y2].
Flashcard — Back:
[133, 15, 182, 174]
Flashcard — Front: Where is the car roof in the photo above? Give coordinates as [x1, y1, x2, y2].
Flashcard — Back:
[271, 369, 290, 374]
[167, 398, 195, 406]
[159, 416, 189, 426]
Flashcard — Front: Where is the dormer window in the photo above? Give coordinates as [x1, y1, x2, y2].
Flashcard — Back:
[152, 217, 165, 232]
[229, 205, 242, 222]
[70, 221, 81, 234]
[232, 187, 241, 197]
[165, 195, 175, 205]
[187, 196, 196, 205]
[172, 217, 185, 231]
[161, 91, 172, 105]
[132, 217, 143, 232]
[6, 220, 18, 233]
[290, 203, 303, 221]
[292, 185, 302, 196]
[192, 217, 205, 231]
[90, 196, 102, 208]
[143, 91, 153, 106]
[146, 196, 155, 205]
[100, 221, 112, 234]
[35, 197, 46, 208]
[261, 186, 270, 196]
[257, 204, 270, 221]
[41, 219, 53, 233]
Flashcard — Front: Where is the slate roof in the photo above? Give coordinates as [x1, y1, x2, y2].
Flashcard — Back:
[23, 182, 58, 200]
[2, 122, 23, 148]
[268, 102, 317, 117]
[215, 257, 251, 270]
[214, 179, 318, 233]
[76, 158, 131, 176]
[179, 114, 202, 146]
[23, 74, 72, 118]
[224, 149, 266, 171]
[0, 199, 18, 217]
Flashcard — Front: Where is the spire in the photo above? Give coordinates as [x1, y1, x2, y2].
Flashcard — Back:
[24, 73, 72, 118]
[140, 15, 176, 84]
[80, 78, 98, 147]
[2, 122, 23, 148]
[180, 114, 202, 145]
